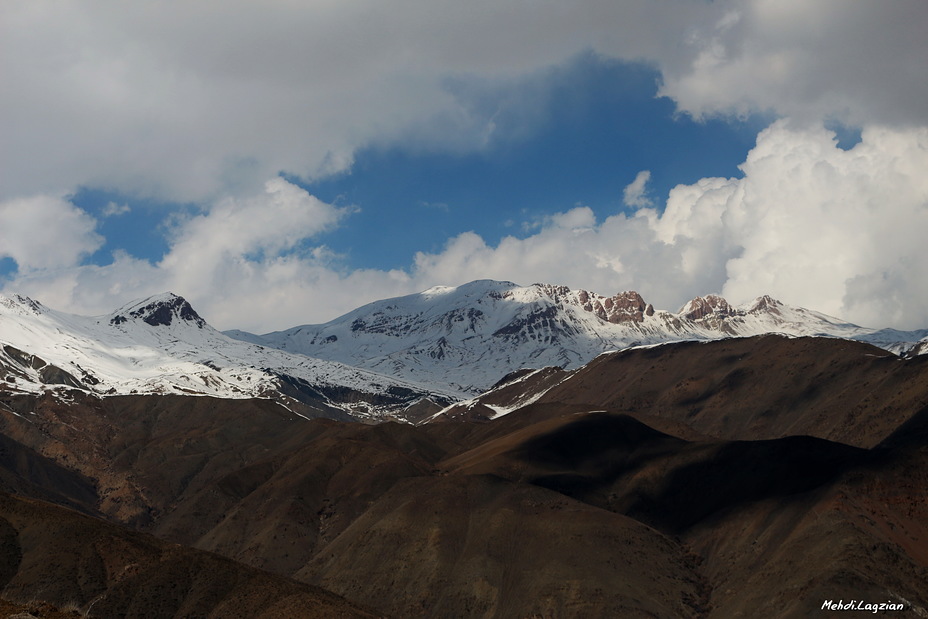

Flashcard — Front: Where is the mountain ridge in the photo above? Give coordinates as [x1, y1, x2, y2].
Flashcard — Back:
[0, 291, 454, 421]
[225, 279, 928, 395]
[4, 282, 927, 415]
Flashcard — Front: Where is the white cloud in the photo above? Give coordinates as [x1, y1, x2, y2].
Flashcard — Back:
[409, 121, 928, 329]
[623, 170, 652, 208]
[160, 177, 348, 273]
[3, 179, 390, 332]
[4, 1, 925, 204]
[0, 196, 103, 271]
[720, 122, 928, 328]
[102, 201, 131, 217]
[658, 0, 928, 127]
[153, 178, 355, 328]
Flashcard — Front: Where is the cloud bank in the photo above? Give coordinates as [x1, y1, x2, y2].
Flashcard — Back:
[3, 1, 926, 202]
[411, 122, 928, 330]
[4, 122, 927, 331]
[659, 0, 928, 127]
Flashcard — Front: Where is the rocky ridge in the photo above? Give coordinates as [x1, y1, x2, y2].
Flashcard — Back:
[0, 292, 453, 421]
[229, 280, 928, 395]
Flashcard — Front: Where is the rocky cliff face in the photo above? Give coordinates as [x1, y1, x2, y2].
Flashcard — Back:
[679, 294, 734, 320]
[109, 293, 207, 328]
[537, 284, 654, 323]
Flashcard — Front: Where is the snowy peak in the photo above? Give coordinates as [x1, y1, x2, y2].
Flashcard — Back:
[679, 293, 787, 321]
[1, 292, 451, 420]
[226, 279, 928, 396]
[746, 294, 783, 314]
[533, 284, 655, 324]
[536, 285, 786, 326]
[108, 293, 206, 328]
[680, 294, 735, 320]
[0, 293, 48, 317]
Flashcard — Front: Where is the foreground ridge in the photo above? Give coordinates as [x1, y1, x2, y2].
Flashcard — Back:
[1, 334, 926, 617]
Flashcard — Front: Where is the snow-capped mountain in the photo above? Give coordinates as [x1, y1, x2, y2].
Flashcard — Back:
[0, 292, 453, 419]
[4, 282, 925, 417]
[226, 280, 928, 396]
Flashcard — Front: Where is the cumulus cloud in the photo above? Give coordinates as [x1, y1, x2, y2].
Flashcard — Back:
[0, 196, 103, 271]
[161, 177, 347, 272]
[658, 0, 928, 127]
[3, 179, 400, 331]
[411, 121, 928, 329]
[721, 122, 928, 328]
[5, 123, 928, 331]
[623, 170, 653, 208]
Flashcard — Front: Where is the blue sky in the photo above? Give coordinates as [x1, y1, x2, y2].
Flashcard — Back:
[306, 57, 768, 271]
[2, 2, 927, 331]
[61, 56, 766, 276]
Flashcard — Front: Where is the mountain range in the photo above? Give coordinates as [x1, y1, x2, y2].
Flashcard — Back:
[4, 279, 926, 419]
[226, 279, 928, 396]
[2, 281, 928, 616]
[0, 291, 455, 422]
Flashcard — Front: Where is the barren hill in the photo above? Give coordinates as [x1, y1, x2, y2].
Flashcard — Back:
[1, 335, 927, 616]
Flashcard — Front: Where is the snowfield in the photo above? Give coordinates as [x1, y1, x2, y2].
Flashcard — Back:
[3, 282, 926, 418]
[226, 280, 927, 395]
[0, 292, 454, 418]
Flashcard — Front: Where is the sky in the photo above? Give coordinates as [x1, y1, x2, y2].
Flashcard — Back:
[2, 1, 927, 333]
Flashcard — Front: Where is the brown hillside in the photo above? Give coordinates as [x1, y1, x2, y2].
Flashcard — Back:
[0, 492, 379, 618]
[298, 473, 708, 618]
[534, 335, 928, 447]
[2, 335, 928, 617]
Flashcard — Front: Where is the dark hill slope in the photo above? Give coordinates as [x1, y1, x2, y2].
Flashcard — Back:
[0, 431, 99, 516]
[530, 335, 928, 447]
[153, 419, 454, 575]
[298, 473, 708, 618]
[437, 410, 928, 615]
[0, 492, 378, 618]
[439, 412, 868, 531]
